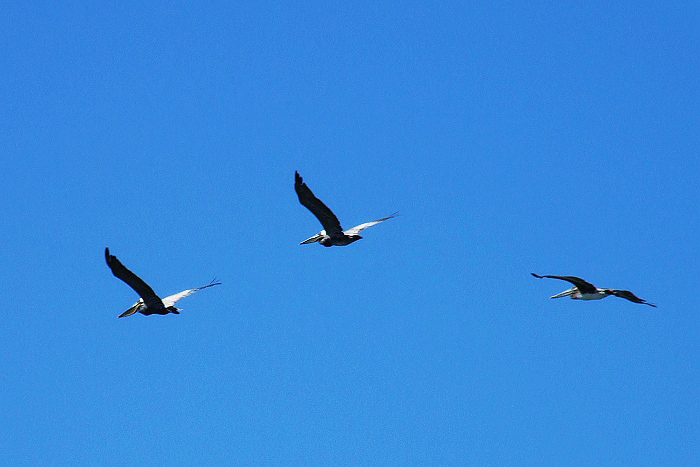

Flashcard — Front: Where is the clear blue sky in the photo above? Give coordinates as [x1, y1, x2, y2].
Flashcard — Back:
[1, 1, 698, 464]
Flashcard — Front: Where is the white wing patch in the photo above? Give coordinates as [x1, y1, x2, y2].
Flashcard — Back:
[161, 281, 222, 308]
[344, 212, 397, 236]
[161, 289, 199, 307]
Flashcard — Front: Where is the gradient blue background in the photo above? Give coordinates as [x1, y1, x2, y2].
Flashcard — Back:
[1, 1, 698, 464]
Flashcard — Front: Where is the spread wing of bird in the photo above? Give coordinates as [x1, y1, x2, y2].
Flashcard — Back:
[105, 248, 165, 310]
[531, 273, 598, 294]
[161, 280, 222, 307]
[295, 171, 343, 236]
[611, 289, 656, 307]
[344, 212, 398, 236]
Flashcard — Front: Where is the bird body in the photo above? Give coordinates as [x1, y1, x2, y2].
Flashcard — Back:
[105, 248, 221, 318]
[300, 230, 362, 247]
[294, 171, 395, 247]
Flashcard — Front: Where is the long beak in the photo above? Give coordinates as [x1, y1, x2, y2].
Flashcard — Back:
[300, 233, 323, 244]
[550, 287, 576, 299]
[118, 302, 141, 318]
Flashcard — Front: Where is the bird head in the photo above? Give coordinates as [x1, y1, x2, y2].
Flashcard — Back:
[118, 299, 144, 318]
[300, 231, 325, 244]
[550, 287, 577, 299]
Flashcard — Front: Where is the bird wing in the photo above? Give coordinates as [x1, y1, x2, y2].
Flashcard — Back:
[105, 248, 164, 309]
[344, 212, 398, 236]
[530, 273, 598, 294]
[161, 281, 222, 307]
[294, 171, 343, 235]
[611, 289, 656, 307]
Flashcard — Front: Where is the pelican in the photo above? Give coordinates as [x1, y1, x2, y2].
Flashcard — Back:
[531, 273, 656, 307]
[294, 171, 396, 247]
[105, 248, 221, 318]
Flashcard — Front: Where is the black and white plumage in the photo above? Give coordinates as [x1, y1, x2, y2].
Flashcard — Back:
[531, 273, 656, 307]
[294, 171, 396, 247]
[105, 248, 221, 318]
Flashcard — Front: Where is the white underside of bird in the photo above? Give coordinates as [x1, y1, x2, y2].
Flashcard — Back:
[550, 287, 610, 300]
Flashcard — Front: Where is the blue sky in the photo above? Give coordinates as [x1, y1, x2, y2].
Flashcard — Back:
[1, 1, 698, 464]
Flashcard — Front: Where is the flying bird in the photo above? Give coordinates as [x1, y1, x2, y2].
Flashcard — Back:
[294, 171, 396, 247]
[531, 273, 656, 307]
[105, 248, 221, 318]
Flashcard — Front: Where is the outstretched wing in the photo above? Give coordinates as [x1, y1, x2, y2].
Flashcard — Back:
[105, 248, 164, 309]
[530, 273, 598, 294]
[611, 289, 656, 307]
[161, 280, 222, 307]
[295, 171, 343, 235]
[344, 212, 398, 236]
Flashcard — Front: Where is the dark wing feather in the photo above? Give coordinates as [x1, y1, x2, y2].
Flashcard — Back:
[611, 289, 656, 307]
[531, 273, 598, 294]
[105, 248, 164, 309]
[294, 171, 343, 235]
